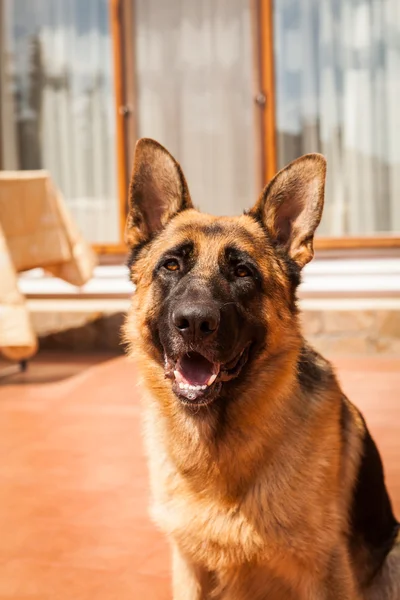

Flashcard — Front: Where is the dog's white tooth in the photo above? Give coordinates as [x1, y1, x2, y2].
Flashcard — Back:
[195, 385, 201, 391]
[184, 383, 190, 389]
[190, 385, 196, 390]
[174, 370, 183, 383]
[207, 373, 217, 386]
[201, 385, 207, 390]
[179, 382, 185, 389]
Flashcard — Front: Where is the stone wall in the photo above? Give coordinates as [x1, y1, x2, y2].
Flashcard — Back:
[34, 309, 400, 356]
[301, 310, 400, 355]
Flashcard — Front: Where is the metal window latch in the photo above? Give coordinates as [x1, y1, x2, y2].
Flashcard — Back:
[119, 104, 134, 116]
[254, 92, 267, 107]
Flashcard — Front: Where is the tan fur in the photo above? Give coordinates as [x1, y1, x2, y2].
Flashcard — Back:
[124, 139, 399, 599]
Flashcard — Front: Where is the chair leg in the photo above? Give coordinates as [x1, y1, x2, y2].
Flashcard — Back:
[0, 359, 28, 380]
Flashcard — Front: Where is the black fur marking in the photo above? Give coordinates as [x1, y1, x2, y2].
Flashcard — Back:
[245, 212, 301, 312]
[350, 413, 399, 579]
[223, 245, 263, 287]
[229, 224, 263, 246]
[275, 248, 301, 314]
[279, 251, 301, 290]
[126, 239, 151, 271]
[176, 221, 259, 247]
[153, 241, 195, 277]
[145, 315, 164, 360]
[297, 345, 333, 394]
[126, 209, 195, 272]
[245, 212, 302, 289]
[244, 210, 270, 239]
[201, 223, 225, 236]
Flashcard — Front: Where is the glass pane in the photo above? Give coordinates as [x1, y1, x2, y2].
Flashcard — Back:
[134, 0, 256, 216]
[0, 0, 119, 244]
[274, 0, 400, 236]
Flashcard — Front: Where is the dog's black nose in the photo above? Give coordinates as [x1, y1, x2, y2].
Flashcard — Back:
[173, 304, 220, 342]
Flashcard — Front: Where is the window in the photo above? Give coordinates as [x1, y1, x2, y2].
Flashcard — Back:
[273, 0, 400, 239]
[0, 0, 121, 245]
[3, 0, 398, 252]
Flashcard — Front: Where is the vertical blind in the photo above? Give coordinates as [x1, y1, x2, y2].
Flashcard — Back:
[274, 0, 400, 236]
[134, 0, 256, 216]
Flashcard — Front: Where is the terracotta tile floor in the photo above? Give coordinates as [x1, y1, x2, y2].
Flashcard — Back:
[0, 352, 399, 599]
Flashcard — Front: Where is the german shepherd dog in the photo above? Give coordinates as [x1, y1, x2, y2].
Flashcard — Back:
[124, 138, 400, 599]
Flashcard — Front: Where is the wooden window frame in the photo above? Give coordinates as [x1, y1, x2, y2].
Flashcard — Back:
[93, 0, 135, 256]
[255, 0, 400, 250]
[5, 0, 399, 255]
[101, 0, 400, 257]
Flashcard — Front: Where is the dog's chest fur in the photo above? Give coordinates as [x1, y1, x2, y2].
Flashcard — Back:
[144, 400, 341, 580]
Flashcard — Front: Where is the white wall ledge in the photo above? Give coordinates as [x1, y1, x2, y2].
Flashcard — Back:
[18, 258, 400, 302]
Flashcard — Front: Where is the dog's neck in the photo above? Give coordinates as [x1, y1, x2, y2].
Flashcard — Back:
[141, 343, 302, 499]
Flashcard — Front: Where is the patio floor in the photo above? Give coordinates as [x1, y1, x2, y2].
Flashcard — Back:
[0, 352, 399, 599]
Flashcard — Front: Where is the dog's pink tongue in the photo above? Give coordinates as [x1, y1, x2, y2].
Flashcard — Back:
[177, 353, 217, 386]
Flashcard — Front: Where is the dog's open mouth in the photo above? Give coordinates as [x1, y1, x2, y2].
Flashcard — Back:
[174, 353, 219, 391]
[167, 345, 251, 406]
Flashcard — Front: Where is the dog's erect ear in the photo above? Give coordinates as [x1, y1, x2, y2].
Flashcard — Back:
[125, 138, 193, 247]
[249, 154, 326, 268]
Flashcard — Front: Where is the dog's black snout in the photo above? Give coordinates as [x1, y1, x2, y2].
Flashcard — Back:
[173, 304, 220, 341]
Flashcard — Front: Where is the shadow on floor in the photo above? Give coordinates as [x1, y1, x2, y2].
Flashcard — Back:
[0, 352, 118, 385]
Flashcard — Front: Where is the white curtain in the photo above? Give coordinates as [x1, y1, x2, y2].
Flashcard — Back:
[274, 0, 400, 236]
[134, 0, 256, 216]
[0, 0, 18, 169]
[4, 0, 119, 244]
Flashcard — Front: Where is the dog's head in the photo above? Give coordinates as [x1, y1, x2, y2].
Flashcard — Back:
[124, 139, 326, 410]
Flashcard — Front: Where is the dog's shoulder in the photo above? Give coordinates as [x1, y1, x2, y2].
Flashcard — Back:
[341, 397, 399, 580]
[297, 343, 399, 577]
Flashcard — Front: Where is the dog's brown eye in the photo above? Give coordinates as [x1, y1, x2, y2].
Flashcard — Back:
[164, 259, 180, 272]
[235, 265, 251, 278]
